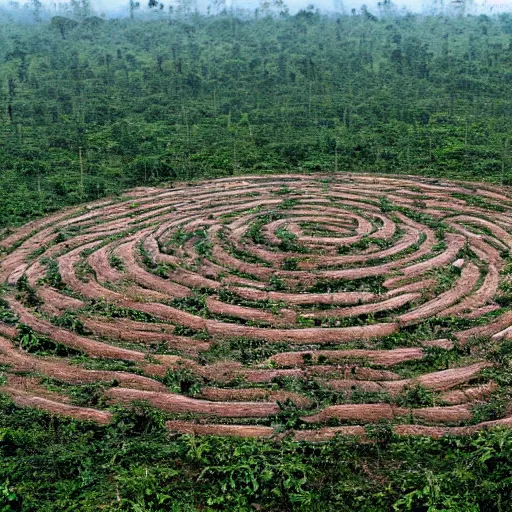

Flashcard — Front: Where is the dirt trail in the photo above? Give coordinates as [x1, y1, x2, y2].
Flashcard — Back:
[8, 299, 147, 361]
[302, 293, 420, 319]
[0, 335, 167, 391]
[398, 263, 480, 325]
[268, 348, 424, 367]
[104, 388, 280, 417]
[166, 421, 276, 438]
[4, 388, 113, 424]
[301, 404, 473, 424]
[81, 317, 210, 355]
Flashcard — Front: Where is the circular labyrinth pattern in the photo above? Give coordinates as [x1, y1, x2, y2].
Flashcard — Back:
[2, 173, 512, 440]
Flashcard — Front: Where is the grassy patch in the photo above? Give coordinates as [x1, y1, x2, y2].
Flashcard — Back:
[84, 300, 159, 323]
[306, 276, 385, 294]
[201, 337, 288, 366]
[0, 299, 18, 325]
[16, 323, 83, 357]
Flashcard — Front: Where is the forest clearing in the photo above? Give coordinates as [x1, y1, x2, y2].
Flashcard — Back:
[2, 173, 512, 441]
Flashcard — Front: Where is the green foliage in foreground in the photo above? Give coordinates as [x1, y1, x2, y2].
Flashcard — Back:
[0, 395, 511, 511]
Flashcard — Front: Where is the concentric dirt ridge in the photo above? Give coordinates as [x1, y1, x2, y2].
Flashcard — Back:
[1, 173, 512, 438]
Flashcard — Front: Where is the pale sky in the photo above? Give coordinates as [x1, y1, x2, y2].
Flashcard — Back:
[99, 0, 512, 17]
[89, 0, 512, 17]
[1, 0, 511, 17]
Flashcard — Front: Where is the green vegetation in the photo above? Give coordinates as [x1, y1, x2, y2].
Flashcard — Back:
[452, 192, 506, 212]
[338, 235, 393, 255]
[2, 11, 512, 229]
[85, 299, 158, 323]
[0, 299, 17, 325]
[40, 259, 65, 289]
[0, 396, 512, 510]
[203, 336, 289, 365]
[15, 275, 41, 307]
[276, 227, 309, 253]
[218, 288, 284, 313]
[3, 7, 512, 511]
[163, 367, 202, 396]
[307, 275, 386, 294]
[108, 253, 125, 271]
[16, 323, 83, 357]
[40, 377, 113, 407]
[246, 212, 283, 245]
[52, 311, 90, 335]
[170, 293, 208, 316]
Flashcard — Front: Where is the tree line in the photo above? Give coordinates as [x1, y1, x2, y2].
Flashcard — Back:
[1, 10, 512, 228]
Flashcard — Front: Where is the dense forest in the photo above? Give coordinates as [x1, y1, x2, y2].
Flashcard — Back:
[1, 9, 512, 228]
[3, 7, 512, 512]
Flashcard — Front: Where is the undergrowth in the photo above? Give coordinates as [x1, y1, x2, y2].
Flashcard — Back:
[1, 396, 512, 511]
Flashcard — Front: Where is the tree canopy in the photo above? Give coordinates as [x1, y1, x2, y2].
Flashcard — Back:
[0, 11, 511, 227]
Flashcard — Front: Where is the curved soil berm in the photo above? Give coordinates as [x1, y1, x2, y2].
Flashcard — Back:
[1, 173, 512, 438]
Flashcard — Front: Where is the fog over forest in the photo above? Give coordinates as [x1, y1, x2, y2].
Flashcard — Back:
[0, 0, 510, 18]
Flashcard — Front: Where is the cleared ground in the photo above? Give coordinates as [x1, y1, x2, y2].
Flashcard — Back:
[1, 173, 512, 440]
